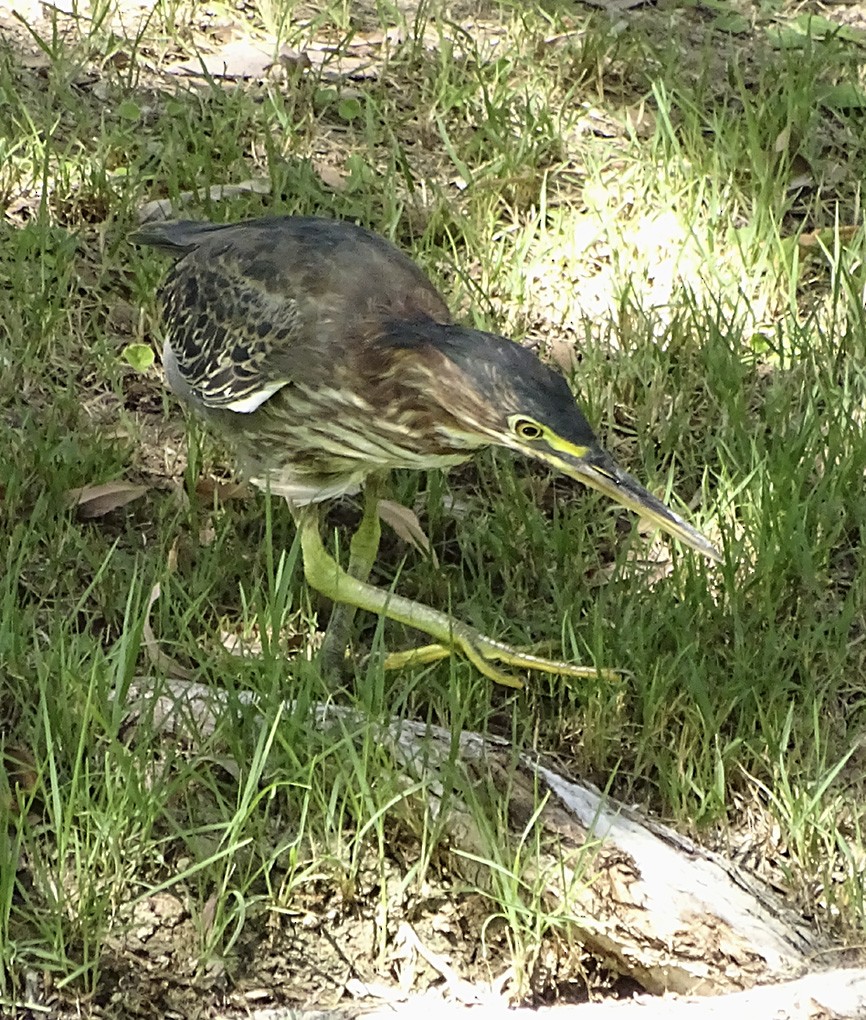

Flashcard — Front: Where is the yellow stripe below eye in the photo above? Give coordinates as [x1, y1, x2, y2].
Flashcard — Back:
[543, 433, 591, 461]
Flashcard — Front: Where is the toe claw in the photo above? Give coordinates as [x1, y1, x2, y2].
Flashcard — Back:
[383, 631, 614, 689]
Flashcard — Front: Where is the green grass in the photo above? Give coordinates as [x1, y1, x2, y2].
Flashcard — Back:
[2, 0, 866, 1009]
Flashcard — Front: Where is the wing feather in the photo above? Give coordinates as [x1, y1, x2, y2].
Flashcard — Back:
[133, 216, 453, 413]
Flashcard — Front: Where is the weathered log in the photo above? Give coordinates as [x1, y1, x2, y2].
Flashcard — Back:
[229, 967, 866, 1019]
[345, 709, 821, 995]
[123, 680, 828, 997]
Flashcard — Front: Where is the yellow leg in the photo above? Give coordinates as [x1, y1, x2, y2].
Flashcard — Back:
[316, 481, 383, 677]
[293, 505, 614, 689]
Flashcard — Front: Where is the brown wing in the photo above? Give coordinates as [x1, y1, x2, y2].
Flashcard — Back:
[133, 216, 453, 411]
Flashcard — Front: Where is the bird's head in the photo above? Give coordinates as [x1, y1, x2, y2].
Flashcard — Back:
[403, 324, 720, 562]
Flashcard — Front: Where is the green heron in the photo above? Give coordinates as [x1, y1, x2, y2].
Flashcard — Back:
[134, 216, 719, 687]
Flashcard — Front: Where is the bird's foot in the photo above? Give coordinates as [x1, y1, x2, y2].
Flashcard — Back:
[383, 632, 618, 689]
[294, 505, 617, 689]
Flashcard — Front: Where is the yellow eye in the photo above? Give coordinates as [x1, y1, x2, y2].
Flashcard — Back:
[512, 417, 544, 441]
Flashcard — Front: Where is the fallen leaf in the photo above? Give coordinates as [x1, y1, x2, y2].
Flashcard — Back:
[277, 48, 312, 72]
[621, 102, 656, 139]
[143, 581, 193, 680]
[67, 481, 148, 519]
[166, 34, 381, 83]
[221, 626, 266, 658]
[438, 493, 473, 520]
[377, 499, 438, 564]
[167, 540, 179, 575]
[195, 477, 251, 502]
[773, 123, 792, 155]
[349, 26, 406, 50]
[784, 153, 814, 192]
[798, 225, 860, 249]
[200, 893, 219, 939]
[786, 171, 813, 192]
[300, 48, 378, 81]
[103, 48, 131, 70]
[200, 754, 241, 782]
[547, 336, 580, 373]
[123, 343, 155, 372]
[219, 616, 307, 659]
[18, 48, 51, 70]
[1, 743, 38, 812]
[313, 160, 348, 192]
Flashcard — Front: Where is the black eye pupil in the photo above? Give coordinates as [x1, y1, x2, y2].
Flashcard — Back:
[518, 420, 541, 439]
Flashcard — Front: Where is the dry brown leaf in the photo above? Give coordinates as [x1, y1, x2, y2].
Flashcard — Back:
[349, 26, 406, 50]
[200, 893, 219, 938]
[67, 480, 148, 519]
[144, 581, 193, 680]
[167, 538, 179, 574]
[786, 171, 814, 192]
[276, 48, 312, 72]
[198, 523, 217, 547]
[784, 153, 814, 192]
[622, 102, 657, 139]
[547, 335, 579, 373]
[544, 27, 586, 46]
[19, 49, 51, 70]
[773, 123, 792, 154]
[798, 224, 860, 248]
[377, 499, 438, 565]
[290, 44, 378, 81]
[194, 477, 251, 502]
[219, 616, 306, 659]
[220, 626, 265, 658]
[312, 160, 348, 192]
[1, 742, 38, 812]
[199, 754, 241, 782]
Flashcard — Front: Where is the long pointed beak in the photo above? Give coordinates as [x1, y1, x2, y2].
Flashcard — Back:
[559, 446, 721, 562]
